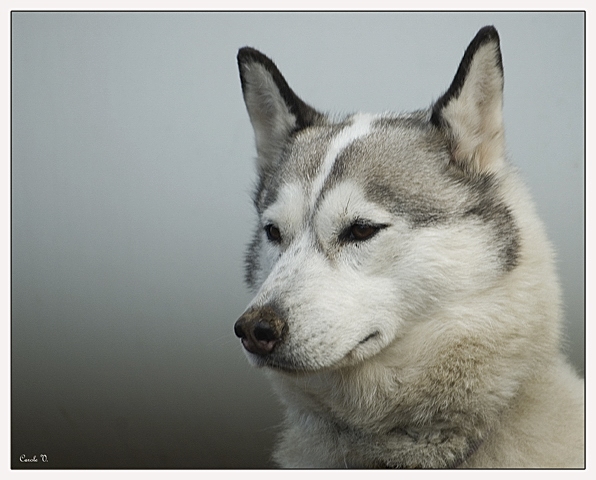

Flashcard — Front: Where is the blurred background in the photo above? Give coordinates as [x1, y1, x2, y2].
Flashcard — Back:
[11, 12, 584, 468]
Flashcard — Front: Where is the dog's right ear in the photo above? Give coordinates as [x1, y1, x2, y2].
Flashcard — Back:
[237, 47, 323, 174]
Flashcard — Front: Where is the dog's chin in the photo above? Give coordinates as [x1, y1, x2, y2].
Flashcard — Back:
[244, 350, 321, 374]
[244, 330, 385, 374]
[242, 353, 313, 376]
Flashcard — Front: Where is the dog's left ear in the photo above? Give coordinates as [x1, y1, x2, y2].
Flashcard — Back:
[237, 47, 324, 175]
[431, 26, 505, 176]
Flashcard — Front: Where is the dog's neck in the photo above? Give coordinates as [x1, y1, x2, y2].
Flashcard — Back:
[270, 362, 493, 468]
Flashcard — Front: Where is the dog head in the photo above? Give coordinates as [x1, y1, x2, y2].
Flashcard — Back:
[234, 27, 519, 373]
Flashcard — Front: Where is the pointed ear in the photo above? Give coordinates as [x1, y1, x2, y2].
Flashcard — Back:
[237, 47, 324, 174]
[431, 26, 506, 176]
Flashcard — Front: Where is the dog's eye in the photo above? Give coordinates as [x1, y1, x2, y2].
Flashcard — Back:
[350, 224, 379, 241]
[341, 222, 385, 242]
[264, 224, 282, 243]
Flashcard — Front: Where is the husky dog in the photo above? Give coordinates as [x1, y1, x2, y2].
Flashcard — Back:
[233, 26, 584, 468]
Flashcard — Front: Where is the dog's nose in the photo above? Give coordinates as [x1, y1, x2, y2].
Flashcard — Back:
[234, 304, 286, 355]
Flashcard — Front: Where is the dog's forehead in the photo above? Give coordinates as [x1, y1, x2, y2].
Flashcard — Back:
[331, 118, 451, 191]
[259, 112, 457, 216]
[284, 124, 342, 182]
[259, 119, 348, 211]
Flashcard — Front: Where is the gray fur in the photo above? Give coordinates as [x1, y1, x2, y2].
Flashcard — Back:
[234, 26, 584, 468]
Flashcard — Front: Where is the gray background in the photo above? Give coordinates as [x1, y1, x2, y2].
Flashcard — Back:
[12, 12, 584, 468]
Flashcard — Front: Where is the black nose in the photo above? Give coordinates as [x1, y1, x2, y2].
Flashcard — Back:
[234, 304, 286, 355]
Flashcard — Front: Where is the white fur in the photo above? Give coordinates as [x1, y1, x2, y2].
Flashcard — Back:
[250, 181, 405, 370]
[257, 162, 584, 468]
[439, 41, 506, 174]
[236, 28, 584, 469]
[308, 113, 375, 207]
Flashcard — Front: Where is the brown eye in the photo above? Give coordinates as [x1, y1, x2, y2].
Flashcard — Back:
[350, 224, 379, 241]
[340, 222, 386, 243]
[265, 224, 282, 243]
